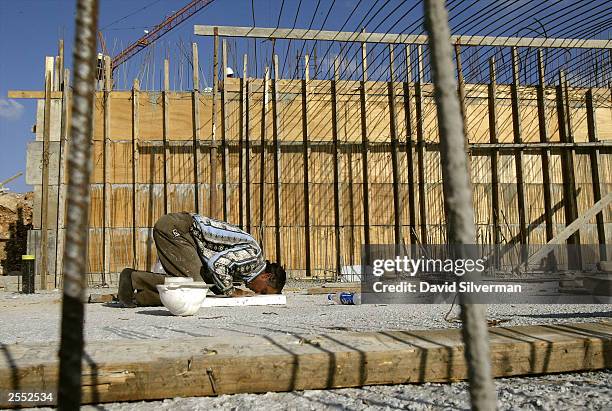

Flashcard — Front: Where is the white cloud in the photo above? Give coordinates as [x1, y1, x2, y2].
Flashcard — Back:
[0, 98, 25, 120]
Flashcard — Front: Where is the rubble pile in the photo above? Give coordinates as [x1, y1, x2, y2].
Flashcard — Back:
[0, 192, 33, 275]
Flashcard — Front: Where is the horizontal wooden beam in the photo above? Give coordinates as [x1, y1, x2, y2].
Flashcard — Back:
[88, 139, 612, 150]
[194, 25, 612, 49]
[1, 322, 610, 407]
[8, 90, 63, 99]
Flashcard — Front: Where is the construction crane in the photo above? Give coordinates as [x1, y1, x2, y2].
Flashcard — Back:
[108, 0, 216, 73]
[0, 172, 23, 195]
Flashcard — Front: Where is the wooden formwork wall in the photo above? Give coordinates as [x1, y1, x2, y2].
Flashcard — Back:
[29, 76, 612, 285]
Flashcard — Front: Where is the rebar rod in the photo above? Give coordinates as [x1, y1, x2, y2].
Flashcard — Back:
[423, 0, 496, 410]
[57, 0, 98, 408]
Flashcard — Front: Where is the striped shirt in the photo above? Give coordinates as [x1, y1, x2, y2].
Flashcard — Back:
[190, 214, 266, 295]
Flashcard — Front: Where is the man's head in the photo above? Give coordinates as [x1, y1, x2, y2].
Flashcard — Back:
[246, 261, 286, 294]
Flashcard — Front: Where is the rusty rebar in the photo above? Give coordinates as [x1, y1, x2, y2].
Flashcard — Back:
[423, 0, 497, 410]
[58, 0, 98, 408]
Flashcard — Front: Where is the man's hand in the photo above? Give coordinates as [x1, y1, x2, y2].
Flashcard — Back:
[229, 288, 256, 297]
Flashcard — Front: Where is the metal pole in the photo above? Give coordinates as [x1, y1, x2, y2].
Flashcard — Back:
[423, 1, 496, 410]
[58, 0, 98, 408]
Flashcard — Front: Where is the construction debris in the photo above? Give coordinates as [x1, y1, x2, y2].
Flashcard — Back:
[0, 192, 33, 275]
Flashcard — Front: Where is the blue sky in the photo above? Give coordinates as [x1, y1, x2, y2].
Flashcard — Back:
[0, 0, 609, 192]
[0, 0, 369, 192]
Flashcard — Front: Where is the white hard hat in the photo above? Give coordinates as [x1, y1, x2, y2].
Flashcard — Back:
[226, 67, 234, 76]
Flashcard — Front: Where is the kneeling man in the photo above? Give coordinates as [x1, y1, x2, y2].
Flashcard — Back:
[119, 212, 286, 307]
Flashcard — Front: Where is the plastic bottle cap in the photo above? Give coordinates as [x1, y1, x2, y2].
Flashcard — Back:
[21, 255, 35, 260]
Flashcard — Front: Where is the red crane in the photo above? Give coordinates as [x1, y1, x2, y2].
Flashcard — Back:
[109, 0, 216, 73]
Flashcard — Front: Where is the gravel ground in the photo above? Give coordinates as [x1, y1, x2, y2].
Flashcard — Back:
[1, 291, 610, 344]
[2, 290, 610, 410]
[80, 370, 612, 411]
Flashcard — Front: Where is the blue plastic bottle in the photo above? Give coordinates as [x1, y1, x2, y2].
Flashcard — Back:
[327, 292, 361, 305]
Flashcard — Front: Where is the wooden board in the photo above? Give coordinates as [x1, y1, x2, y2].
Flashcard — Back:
[200, 294, 286, 307]
[193, 25, 612, 49]
[0, 321, 610, 407]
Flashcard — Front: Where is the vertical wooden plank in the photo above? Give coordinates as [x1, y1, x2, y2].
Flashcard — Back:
[40, 57, 53, 290]
[331, 59, 343, 279]
[260, 67, 269, 250]
[510, 47, 527, 260]
[557, 70, 581, 267]
[103, 55, 111, 283]
[57, 39, 64, 90]
[403, 45, 417, 245]
[359, 40, 371, 261]
[162, 58, 170, 215]
[536, 50, 554, 243]
[53, 56, 61, 91]
[132, 79, 140, 269]
[454, 43, 469, 157]
[586, 88, 606, 260]
[415, 45, 428, 245]
[272, 55, 282, 263]
[347, 146, 356, 265]
[210, 28, 219, 218]
[164, 58, 170, 92]
[55, 67, 69, 286]
[221, 40, 230, 221]
[388, 44, 401, 249]
[302, 55, 312, 276]
[53, 41, 65, 286]
[244, 56, 252, 234]
[240, 55, 248, 230]
[488, 57, 500, 259]
[192, 43, 202, 214]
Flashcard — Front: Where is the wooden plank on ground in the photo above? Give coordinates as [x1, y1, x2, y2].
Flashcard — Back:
[201, 294, 286, 307]
[1, 321, 610, 407]
[88, 293, 117, 303]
